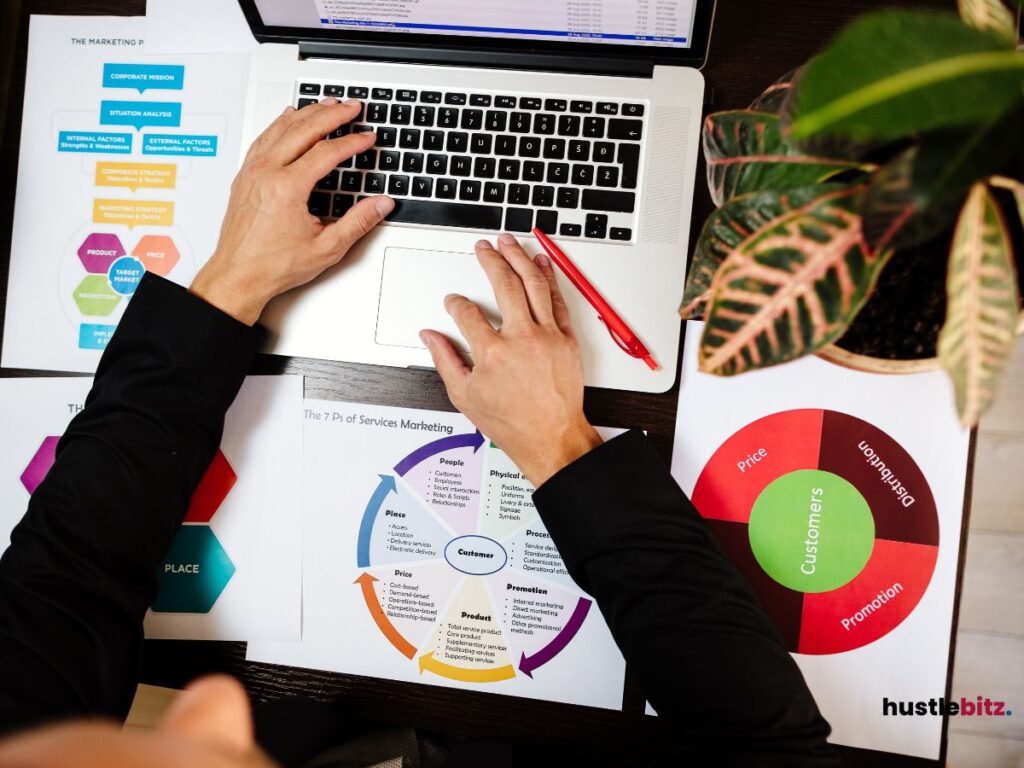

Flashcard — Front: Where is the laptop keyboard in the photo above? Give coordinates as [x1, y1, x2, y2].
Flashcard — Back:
[296, 83, 646, 242]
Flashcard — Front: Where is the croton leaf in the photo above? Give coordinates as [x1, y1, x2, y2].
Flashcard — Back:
[990, 175, 1024, 221]
[681, 185, 847, 319]
[958, 0, 1018, 44]
[784, 10, 1024, 143]
[748, 69, 799, 114]
[938, 183, 1021, 426]
[699, 185, 891, 375]
[703, 110, 862, 206]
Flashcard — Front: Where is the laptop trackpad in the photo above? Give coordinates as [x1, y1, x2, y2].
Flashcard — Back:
[376, 247, 501, 355]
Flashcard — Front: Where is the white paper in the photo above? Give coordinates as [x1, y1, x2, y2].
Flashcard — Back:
[248, 401, 627, 710]
[0, 375, 304, 642]
[2, 16, 250, 373]
[145, 0, 256, 55]
[671, 322, 970, 759]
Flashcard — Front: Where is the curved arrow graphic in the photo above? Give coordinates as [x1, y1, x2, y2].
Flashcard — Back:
[393, 430, 485, 477]
[354, 572, 417, 659]
[418, 651, 516, 682]
[518, 597, 592, 678]
[356, 474, 397, 568]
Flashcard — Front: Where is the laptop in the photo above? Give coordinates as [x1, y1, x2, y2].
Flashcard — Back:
[237, 0, 715, 393]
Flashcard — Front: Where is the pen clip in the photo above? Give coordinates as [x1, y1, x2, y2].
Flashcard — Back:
[598, 316, 644, 359]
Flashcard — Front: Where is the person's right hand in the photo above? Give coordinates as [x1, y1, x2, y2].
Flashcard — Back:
[420, 234, 603, 488]
[190, 98, 395, 325]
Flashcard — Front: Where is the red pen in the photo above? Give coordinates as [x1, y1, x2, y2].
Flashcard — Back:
[532, 227, 658, 371]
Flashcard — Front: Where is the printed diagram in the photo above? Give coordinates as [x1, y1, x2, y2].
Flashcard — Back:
[355, 431, 594, 682]
[20, 437, 237, 614]
[692, 409, 938, 655]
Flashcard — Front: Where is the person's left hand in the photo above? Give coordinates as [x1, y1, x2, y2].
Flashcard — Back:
[190, 98, 394, 325]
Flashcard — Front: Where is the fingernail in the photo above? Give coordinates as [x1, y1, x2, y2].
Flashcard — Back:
[418, 331, 432, 347]
[321, 96, 337, 105]
[374, 196, 395, 216]
[475, 239, 492, 250]
[498, 233, 516, 245]
[534, 253, 550, 268]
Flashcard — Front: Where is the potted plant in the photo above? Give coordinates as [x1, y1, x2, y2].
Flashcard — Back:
[681, 0, 1024, 426]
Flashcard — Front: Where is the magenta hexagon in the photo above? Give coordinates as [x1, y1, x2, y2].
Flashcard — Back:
[78, 233, 126, 274]
[20, 436, 61, 495]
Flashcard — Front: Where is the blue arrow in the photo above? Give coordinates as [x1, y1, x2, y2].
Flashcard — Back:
[356, 474, 397, 567]
[393, 430, 485, 476]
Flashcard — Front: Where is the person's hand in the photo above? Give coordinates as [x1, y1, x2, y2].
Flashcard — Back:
[190, 98, 395, 325]
[420, 234, 603, 488]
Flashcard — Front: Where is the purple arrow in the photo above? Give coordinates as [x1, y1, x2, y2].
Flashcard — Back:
[393, 430, 485, 476]
[519, 597, 592, 678]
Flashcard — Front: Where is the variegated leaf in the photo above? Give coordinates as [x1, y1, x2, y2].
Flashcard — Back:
[938, 183, 1021, 427]
[681, 186, 846, 319]
[699, 186, 891, 375]
[749, 69, 798, 114]
[990, 175, 1024, 221]
[703, 110, 863, 206]
[958, 0, 1018, 45]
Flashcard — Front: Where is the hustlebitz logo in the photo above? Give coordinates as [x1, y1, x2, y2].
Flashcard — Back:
[883, 696, 1012, 717]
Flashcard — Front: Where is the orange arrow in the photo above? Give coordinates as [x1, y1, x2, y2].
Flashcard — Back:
[354, 572, 417, 659]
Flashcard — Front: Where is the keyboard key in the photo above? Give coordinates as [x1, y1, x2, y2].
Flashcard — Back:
[470, 133, 493, 154]
[424, 131, 445, 151]
[519, 97, 542, 110]
[364, 173, 386, 194]
[352, 124, 374, 134]
[495, 95, 517, 109]
[560, 223, 583, 237]
[372, 88, 393, 100]
[557, 187, 580, 208]
[355, 149, 377, 169]
[403, 153, 425, 173]
[597, 165, 620, 187]
[474, 157, 496, 178]
[341, 171, 363, 192]
[459, 179, 481, 201]
[412, 176, 433, 197]
[532, 185, 554, 207]
[483, 182, 506, 203]
[509, 184, 530, 205]
[622, 103, 645, 117]
[332, 193, 354, 217]
[519, 137, 541, 158]
[570, 100, 593, 113]
[421, 91, 442, 103]
[397, 89, 418, 102]
[523, 161, 545, 182]
[316, 169, 340, 190]
[495, 135, 517, 156]
[331, 124, 351, 139]
[446, 132, 469, 152]
[461, 109, 483, 130]
[582, 189, 636, 213]
[610, 227, 632, 241]
[597, 102, 618, 115]
[388, 199, 503, 229]
[445, 93, 468, 105]
[377, 127, 398, 147]
[535, 114, 556, 135]
[617, 144, 640, 189]
[324, 84, 346, 97]
[388, 175, 410, 195]
[400, 129, 421, 149]
[568, 140, 590, 161]
[470, 94, 492, 107]
[338, 155, 354, 169]
[498, 159, 521, 180]
[426, 154, 448, 174]
[379, 150, 401, 171]
[414, 106, 436, 127]
[547, 163, 569, 184]
[438, 108, 459, 128]
[594, 142, 615, 163]
[543, 138, 566, 160]
[583, 117, 606, 138]
[558, 115, 581, 137]
[308, 192, 330, 216]
[436, 178, 457, 199]
[486, 110, 508, 131]
[509, 112, 531, 133]
[300, 83, 321, 96]
[390, 104, 412, 124]
[298, 98, 318, 109]
[451, 155, 473, 176]
[536, 210, 558, 235]
[585, 213, 608, 238]
[505, 207, 533, 232]
[609, 118, 643, 141]
[571, 164, 594, 186]
[348, 86, 369, 99]
[545, 99, 568, 112]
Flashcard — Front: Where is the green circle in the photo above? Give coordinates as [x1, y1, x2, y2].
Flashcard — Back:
[748, 469, 875, 593]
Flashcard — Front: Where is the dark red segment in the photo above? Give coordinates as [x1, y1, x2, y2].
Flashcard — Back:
[798, 539, 937, 655]
[692, 409, 824, 524]
[185, 450, 237, 524]
[818, 411, 938, 546]
[705, 519, 805, 651]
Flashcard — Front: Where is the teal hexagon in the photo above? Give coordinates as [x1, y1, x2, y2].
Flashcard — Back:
[153, 525, 235, 613]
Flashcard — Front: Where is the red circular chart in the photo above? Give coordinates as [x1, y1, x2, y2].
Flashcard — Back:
[692, 409, 938, 655]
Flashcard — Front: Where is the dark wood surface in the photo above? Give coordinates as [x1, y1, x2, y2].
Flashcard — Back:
[0, 1, 955, 766]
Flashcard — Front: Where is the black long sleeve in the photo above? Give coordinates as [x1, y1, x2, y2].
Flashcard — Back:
[533, 430, 838, 766]
[0, 274, 263, 734]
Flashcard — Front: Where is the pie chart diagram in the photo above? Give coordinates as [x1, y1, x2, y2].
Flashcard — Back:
[692, 409, 938, 655]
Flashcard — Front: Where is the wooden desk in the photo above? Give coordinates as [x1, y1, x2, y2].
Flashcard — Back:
[0, 1, 953, 765]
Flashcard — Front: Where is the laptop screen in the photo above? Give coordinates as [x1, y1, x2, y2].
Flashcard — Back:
[252, 0, 699, 50]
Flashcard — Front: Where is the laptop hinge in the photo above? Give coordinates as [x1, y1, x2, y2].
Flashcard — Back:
[297, 41, 654, 78]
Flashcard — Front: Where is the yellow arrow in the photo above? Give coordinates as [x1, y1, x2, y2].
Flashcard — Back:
[418, 651, 516, 683]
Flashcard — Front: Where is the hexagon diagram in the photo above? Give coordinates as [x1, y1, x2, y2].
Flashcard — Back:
[185, 450, 237, 523]
[20, 436, 61, 495]
[73, 275, 123, 317]
[78, 233, 125, 274]
[132, 235, 180, 277]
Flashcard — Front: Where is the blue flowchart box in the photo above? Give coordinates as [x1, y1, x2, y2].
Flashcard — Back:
[143, 134, 219, 157]
[100, 101, 182, 130]
[103, 63, 185, 93]
[58, 131, 133, 154]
